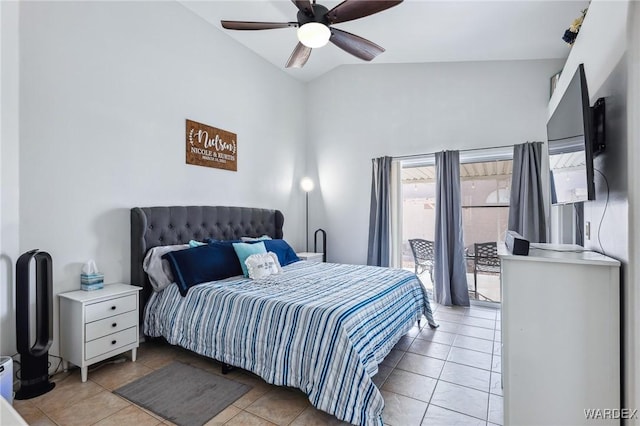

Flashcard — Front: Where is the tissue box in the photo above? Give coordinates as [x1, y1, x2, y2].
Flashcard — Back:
[81, 273, 104, 291]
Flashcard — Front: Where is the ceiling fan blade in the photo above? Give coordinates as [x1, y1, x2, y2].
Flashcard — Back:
[221, 21, 298, 30]
[329, 28, 384, 61]
[291, 0, 315, 17]
[326, 0, 403, 24]
[286, 42, 312, 68]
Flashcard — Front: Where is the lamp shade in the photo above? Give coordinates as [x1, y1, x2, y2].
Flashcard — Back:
[297, 23, 331, 48]
[300, 177, 314, 192]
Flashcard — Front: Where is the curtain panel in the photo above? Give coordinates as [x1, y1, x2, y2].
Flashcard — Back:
[367, 156, 392, 266]
[509, 142, 547, 243]
[433, 151, 470, 306]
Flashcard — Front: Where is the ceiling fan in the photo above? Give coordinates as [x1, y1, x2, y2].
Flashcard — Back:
[221, 0, 403, 68]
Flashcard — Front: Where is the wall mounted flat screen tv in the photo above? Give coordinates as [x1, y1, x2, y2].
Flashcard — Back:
[547, 64, 604, 205]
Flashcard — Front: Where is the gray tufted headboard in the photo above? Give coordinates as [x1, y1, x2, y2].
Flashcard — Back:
[131, 206, 284, 318]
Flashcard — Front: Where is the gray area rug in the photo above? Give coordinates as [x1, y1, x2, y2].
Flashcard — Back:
[114, 361, 250, 426]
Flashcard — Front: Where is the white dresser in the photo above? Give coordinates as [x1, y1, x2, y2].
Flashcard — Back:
[499, 244, 620, 425]
[59, 283, 141, 382]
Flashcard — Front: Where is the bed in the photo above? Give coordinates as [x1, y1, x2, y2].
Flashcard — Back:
[131, 206, 436, 426]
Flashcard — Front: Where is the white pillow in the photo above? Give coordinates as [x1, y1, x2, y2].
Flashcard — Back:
[143, 244, 189, 291]
[245, 252, 282, 280]
[241, 235, 272, 242]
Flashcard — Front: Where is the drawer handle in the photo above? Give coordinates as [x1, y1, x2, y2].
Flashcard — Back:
[110, 306, 116, 311]
[111, 323, 117, 328]
[111, 340, 117, 345]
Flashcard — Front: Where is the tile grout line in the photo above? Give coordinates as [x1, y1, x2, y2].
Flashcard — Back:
[415, 315, 442, 426]
[428, 401, 489, 423]
[429, 302, 499, 424]
[88, 404, 134, 426]
[486, 320, 498, 424]
[420, 314, 485, 425]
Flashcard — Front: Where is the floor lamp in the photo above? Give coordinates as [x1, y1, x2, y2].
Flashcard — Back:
[300, 177, 314, 252]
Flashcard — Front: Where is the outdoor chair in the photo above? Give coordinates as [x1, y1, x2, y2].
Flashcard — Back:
[473, 242, 501, 298]
[409, 239, 435, 283]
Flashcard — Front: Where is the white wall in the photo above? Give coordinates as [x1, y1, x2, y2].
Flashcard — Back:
[1, 1, 21, 357]
[548, 0, 638, 416]
[627, 0, 640, 419]
[16, 1, 306, 358]
[306, 59, 564, 264]
[548, 0, 628, 117]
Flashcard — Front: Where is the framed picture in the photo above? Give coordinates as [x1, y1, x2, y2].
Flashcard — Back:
[185, 119, 237, 171]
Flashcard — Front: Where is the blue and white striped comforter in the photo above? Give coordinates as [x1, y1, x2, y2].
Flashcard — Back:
[144, 261, 435, 426]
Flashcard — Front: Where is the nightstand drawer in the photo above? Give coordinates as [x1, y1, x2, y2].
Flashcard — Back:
[85, 294, 137, 322]
[85, 326, 137, 360]
[85, 311, 138, 342]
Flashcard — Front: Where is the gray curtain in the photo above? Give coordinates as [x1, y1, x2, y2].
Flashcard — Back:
[367, 156, 392, 266]
[434, 151, 470, 306]
[509, 142, 547, 243]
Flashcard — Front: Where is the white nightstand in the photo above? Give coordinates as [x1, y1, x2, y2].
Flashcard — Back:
[59, 283, 141, 382]
[297, 252, 324, 263]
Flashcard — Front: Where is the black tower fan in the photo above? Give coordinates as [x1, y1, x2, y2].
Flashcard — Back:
[15, 249, 55, 399]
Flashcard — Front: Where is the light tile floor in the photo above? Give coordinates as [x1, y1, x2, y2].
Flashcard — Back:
[13, 302, 502, 426]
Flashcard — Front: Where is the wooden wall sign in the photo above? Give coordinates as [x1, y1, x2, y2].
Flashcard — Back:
[186, 119, 237, 171]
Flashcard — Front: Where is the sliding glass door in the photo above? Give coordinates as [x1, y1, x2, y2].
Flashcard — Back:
[400, 158, 437, 291]
[459, 158, 512, 303]
[398, 149, 512, 304]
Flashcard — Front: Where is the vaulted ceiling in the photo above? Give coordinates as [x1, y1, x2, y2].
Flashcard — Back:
[182, 0, 589, 82]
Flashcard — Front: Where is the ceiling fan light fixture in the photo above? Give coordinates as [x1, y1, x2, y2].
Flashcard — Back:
[297, 22, 330, 48]
[222, 0, 402, 67]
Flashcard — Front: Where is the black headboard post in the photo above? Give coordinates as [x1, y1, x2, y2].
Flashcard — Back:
[130, 206, 284, 322]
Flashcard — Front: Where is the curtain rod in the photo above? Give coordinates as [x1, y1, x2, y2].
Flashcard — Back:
[392, 142, 519, 161]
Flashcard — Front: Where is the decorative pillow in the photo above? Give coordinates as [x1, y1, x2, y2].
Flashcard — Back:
[232, 242, 267, 277]
[143, 244, 189, 292]
[245, 252, 282, 280]
[206, 241, 243, 276]
[263, 239, 300, 266]
[162, 244, 243, 296]
[188, 239, 206, 248]
[241, 235, 272, 242]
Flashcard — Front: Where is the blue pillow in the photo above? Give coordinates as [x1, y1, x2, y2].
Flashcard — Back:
[188, 239, 206, 248]
[263, 240, 300, 266]
[162, 243, 243, 296]
[232, 242, 267, 277]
